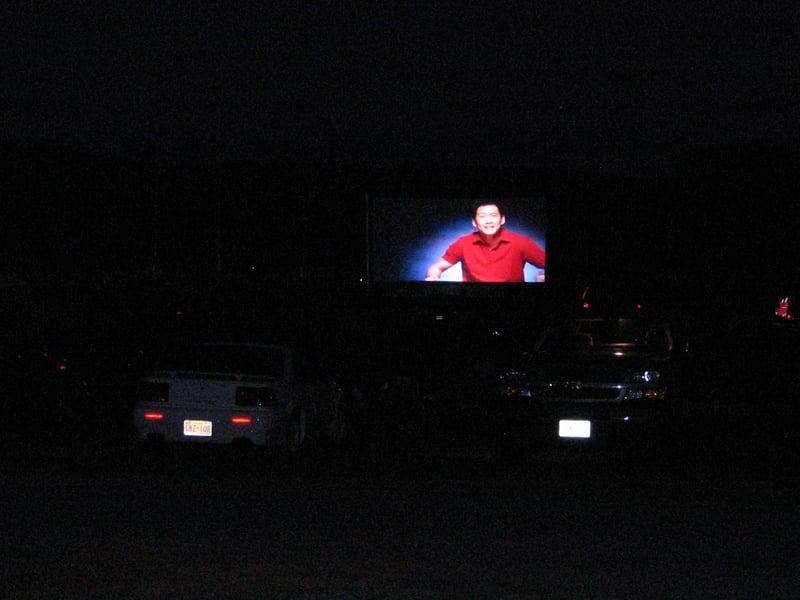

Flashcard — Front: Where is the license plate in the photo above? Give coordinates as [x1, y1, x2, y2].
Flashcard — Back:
[559, 419, 591, 439]
[183, 420, 213, 437]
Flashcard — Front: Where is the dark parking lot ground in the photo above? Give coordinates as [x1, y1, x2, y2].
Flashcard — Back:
[4, 285, 800, 598]
[3, 418, 800, 600]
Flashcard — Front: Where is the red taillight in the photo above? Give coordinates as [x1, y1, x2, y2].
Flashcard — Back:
[231, 416, 252, 425]
[144, 412, 164, 420]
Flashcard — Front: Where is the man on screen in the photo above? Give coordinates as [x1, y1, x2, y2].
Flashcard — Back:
[425, 202, 546, 282]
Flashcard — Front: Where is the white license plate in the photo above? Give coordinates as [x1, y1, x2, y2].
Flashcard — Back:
[183, 420, 213, 437]
[559, 419, 591, 439]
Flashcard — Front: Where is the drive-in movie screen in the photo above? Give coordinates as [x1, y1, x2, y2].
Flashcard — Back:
[368, 196, 548, 284]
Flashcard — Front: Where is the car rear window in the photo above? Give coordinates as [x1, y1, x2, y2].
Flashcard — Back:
[155, 344, 286, 377]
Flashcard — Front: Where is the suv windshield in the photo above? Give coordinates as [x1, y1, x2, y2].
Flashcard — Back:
[537, 318, 672, 352]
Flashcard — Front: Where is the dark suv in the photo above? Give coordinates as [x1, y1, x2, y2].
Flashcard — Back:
[495, 314, 689, 449]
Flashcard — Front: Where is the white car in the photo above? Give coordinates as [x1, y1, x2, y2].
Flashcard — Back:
[131, 342, 339, 454]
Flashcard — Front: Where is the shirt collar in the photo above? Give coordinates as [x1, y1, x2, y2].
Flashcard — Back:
[471, 228, 508, 245]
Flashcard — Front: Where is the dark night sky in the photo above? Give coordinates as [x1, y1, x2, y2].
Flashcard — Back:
[3, 3, 800, 295]
[4, 3, 798, 166]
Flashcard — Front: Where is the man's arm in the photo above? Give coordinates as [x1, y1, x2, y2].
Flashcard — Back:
[523, 238, 546, 269]
[425, 258, 455, 281]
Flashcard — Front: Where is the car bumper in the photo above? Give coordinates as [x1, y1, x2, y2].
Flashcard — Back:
[132, 409, 288, 446]
[493, 396, 683, 446]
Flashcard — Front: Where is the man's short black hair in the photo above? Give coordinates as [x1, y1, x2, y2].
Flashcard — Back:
[472, 201, 503, 217]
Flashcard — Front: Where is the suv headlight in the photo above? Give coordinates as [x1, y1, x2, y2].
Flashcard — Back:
[631, 370, 660, 383]
[500, 386, 532, 397]
[499, 368, 528, 382]
[499, 369, 531, 397]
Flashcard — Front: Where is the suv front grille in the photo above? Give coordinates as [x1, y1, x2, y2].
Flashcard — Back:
[531, 384, 621, 401]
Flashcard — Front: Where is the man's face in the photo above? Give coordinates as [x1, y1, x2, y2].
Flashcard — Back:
[472, 204, 505, 235]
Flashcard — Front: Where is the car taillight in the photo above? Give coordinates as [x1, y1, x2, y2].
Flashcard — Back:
[144, 412, 164, 420]
[231, 416, 252, 425]
[236, 386, 276, 407]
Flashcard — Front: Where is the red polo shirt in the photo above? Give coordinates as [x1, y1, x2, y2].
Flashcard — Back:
[442, 228, 546, 282]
